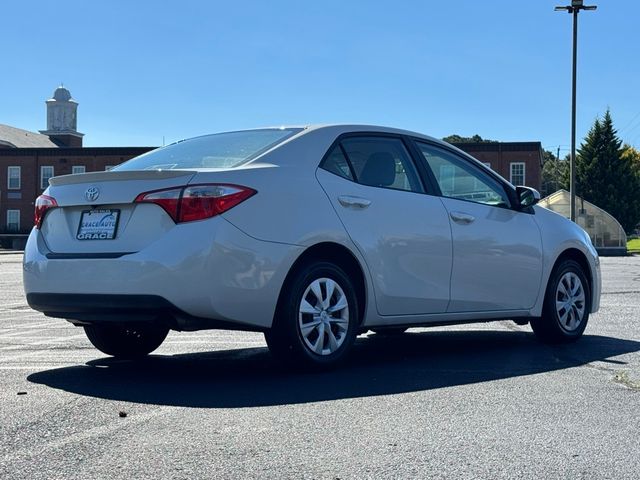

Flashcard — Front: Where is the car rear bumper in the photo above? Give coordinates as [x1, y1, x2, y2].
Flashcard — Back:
[25, 293, 266, 331]
[23, 216, 303, 329]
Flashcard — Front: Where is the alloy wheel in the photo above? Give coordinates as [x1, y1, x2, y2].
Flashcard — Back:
[298, 277, 349, 355]
[555, 271, 586, 332]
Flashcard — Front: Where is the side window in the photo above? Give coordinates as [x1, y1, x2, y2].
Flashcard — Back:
[340, 137, 423, 193]
[321, 145, 354, 181]
[415, 142, 510, 208]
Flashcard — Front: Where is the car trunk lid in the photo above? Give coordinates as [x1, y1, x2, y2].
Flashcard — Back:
[41, 170, 197, 254]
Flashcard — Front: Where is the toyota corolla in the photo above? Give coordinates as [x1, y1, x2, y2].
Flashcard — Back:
[23, 125, 601, 368]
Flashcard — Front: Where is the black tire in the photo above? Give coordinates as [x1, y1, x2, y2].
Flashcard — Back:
[371, 327, 408, 335]
[84, 324, 169, 358]
[530, 259, 590, 343]
[265, 261, 359, 369]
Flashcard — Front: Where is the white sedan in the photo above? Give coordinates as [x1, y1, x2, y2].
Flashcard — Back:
[23, 125, 601, 368]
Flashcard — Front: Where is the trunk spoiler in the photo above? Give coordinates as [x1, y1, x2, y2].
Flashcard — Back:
[49, 170, 196, 186]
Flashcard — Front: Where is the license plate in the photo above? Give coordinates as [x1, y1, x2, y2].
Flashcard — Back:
[76, 209, 120, 240]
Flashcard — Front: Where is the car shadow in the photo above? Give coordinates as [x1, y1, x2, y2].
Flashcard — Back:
[27, 330, 640, 408]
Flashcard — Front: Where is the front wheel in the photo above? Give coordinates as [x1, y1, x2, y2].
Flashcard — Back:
[84, 324, 169, 358]
[265, 261, 359, 369]
[531, 259, 590, 343]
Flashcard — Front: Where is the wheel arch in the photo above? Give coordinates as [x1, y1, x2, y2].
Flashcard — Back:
[274, 242, 368, 326]
[550, 248, 593, 300]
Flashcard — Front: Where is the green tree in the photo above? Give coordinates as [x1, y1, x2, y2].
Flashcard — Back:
[442, 134, 498, 144]
[540, 149, 569, 197]
[576, 110, 640, 233]
[621, 144, 640, 178]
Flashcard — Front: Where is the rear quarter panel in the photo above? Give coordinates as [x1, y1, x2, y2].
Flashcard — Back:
[192, 128, 349, 247]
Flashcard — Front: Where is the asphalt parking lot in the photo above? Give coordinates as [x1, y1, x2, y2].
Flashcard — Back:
[1, 253, 639, 479]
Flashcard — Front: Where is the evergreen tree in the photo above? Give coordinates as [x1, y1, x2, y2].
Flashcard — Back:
[576, 110, 640, 233]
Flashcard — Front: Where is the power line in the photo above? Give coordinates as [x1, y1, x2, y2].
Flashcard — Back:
[619, 110, 640, 133]
[621, 118, 640, 140]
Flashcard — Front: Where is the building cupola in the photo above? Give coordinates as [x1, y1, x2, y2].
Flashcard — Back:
[39, 85, 84, 147]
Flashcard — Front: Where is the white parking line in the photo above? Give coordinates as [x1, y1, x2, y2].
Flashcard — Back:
[0, 314, 46, 323]
[162, 340, 264, 345]
[1, 406, 170, 465]
[0, 333, 87, 360]
[0, 322, 65, 335]
[0, 302, 30, 309]
[0, 365, 76, 370]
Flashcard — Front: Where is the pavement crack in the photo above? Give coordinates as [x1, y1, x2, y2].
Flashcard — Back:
[612, 371, 640, 391]
[584, 363, 640, 392]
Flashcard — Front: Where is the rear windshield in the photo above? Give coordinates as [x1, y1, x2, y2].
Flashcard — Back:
[114, 128, 302, 171]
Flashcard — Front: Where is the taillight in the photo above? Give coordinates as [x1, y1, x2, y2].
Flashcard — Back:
[134, 188, 182, 221]
[34, 195, 58, 229]
[134, 184, 256, 223]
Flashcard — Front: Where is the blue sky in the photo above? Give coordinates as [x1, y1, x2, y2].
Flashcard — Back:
[1, 0, 638, 154]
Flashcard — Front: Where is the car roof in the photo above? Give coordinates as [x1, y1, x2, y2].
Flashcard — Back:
[174, 124, 451, 151]
[267, 124, 443, 143]
[298, 124, 473, 158]
[169, 124, 476, 171]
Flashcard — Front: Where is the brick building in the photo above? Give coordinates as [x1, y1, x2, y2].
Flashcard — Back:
[453, 142, 543, 191]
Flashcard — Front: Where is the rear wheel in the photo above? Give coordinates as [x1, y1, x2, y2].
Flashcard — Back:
[531, 259, 590, 343]
[84, 324, 169, 358]
[265, 261, 359, 369]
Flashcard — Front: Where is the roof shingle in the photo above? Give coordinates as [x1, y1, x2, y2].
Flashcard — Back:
[0, 124, 59, 148]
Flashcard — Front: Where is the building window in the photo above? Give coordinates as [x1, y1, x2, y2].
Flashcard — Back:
[72, 165, 86, 174]
[41, 166, 54, 190]
[8, 166, 21, 189]
[105, 165, 115, 171]
[510, 162, 525, 185]
[6, 210, 20, 232]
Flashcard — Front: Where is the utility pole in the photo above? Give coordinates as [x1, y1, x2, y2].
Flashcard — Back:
[557, 146, 562, 192]
[555, 0, 597, 222]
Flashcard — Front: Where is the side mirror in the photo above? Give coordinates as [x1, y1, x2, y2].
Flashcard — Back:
[516, 186, 540, 208]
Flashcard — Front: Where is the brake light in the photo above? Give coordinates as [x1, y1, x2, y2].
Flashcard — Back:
[134, 188, 182, 221]
[134, 184, 256, 223]
[34, 195, 58, 229]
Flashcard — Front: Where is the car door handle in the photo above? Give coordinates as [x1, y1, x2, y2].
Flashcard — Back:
[449, 211, 475, 224]
[338, 195, 372, 209]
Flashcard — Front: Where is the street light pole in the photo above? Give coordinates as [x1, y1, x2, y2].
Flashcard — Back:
[555, 0, 596, 222]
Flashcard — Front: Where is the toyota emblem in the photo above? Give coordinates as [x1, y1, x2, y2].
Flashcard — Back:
[85, 186, 100, 202]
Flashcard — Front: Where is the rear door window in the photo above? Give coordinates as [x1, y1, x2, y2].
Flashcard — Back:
[321, 145, 354, 181]
[338, 137, 424, 193]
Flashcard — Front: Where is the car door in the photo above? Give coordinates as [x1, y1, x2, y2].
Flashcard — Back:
[413, 140, 543, 313]
[316, 134, 453, 316]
